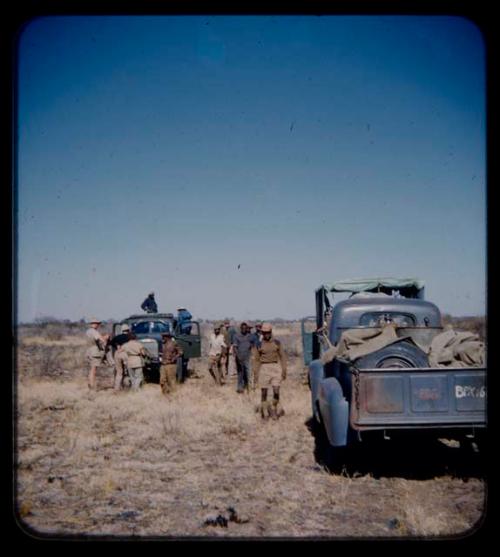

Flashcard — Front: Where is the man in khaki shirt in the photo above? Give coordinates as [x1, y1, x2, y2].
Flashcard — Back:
[253, 322, 287, 420]
[160, 331, 183, 396]
[208, 323, 227, 386]
[122, 333, 148, 391]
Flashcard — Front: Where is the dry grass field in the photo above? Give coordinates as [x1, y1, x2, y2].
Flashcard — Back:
[14, 322, 486, 539]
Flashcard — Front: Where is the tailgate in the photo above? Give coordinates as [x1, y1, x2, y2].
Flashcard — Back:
[350, 367, 486, 428]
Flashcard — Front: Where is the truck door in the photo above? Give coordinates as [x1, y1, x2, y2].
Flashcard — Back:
[301, 316, 319, 366]
[174, 321, 201, 358]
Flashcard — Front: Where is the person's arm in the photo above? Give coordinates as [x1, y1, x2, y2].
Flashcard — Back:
[231, 335, 239, 358]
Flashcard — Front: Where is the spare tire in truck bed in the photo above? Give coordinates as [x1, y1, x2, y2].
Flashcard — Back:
[354, 340, 429, 369]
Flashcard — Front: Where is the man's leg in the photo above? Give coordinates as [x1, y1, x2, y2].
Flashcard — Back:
[105, 349, 115, 368]
[216, 355, 224, 385]
[235, 358, 244, 393]
[208, 356, 217, 384]
[130, 367, 143, 391]
[128, 367, 137, 390]
[243, 359, 251, 392]
[136, 367, 144, 390]
[160, 364, 169, 395]
[114, 352, 125, 391]
[260, 387, 269, 420]
[176, 357, 183, 383]
[271, 385, 285, 419]
[166, 364, 177, 393]
[88, 364, 97, 390]
[219, 354, 226, 384]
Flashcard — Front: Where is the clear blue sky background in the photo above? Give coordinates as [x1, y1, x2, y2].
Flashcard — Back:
[16, 15, 486, 323]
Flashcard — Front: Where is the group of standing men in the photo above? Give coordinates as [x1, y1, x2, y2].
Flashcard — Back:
[85, 318, 149, 392]
[85, 318, 185, 395]
[208, 320, 287, 420]
[85, 314, 288, 420]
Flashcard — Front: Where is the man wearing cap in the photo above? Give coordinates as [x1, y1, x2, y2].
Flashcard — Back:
[253, 323, 287, 420]
[122, 333, 148, 391]
[208, 323, 227, 386]
[85, 318, 109, 390]
[160, 331, 183, 396]
[110, 324, 131, 391]
[232, 322, 256, 394]
[141, 292, 158, 314]
[176, 307, 192, 334]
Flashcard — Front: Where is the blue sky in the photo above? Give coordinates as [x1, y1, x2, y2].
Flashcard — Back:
[16, 15, 486, 322]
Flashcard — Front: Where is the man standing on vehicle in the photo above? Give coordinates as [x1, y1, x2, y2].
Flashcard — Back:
[110, 324, 131, 391]
[208, 323, 227, 386]
[232, 322, 256, 394]
[122, 333, 148, 391]
[85, 318, 109, 390]
[141, 291, 158, 313]
[176, 307, 192, 334]
[253, 323, 287, 420]
[160, 331, 183, 396]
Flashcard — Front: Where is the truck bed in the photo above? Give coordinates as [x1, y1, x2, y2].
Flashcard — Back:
[350, 366, 486, 429]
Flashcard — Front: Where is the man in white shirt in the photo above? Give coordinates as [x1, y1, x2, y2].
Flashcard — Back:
[208, 323, 227, 386]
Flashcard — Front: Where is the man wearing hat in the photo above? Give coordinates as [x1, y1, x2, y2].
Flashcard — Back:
[110, 324, 132, 391]
[160, 330, 183, 396]
[85, 318, 109, 390]
[141, 291, 158, 313]
[176, 306, 192, 334]
[207, 323, 227, 386]
[253, 323, 287, 420]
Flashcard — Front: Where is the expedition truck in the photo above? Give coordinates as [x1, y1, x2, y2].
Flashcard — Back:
[113, 312, 201, 382]
[301, 278, 486, 467]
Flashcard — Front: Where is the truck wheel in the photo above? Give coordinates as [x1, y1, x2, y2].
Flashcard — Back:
[354, 340, 429, 369]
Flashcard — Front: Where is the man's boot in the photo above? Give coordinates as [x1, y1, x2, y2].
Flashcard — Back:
[260, 388, 269, 420]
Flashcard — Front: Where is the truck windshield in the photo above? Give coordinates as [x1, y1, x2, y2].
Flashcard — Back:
[151, 321, 171, 334]
[130, 321, 172, 334]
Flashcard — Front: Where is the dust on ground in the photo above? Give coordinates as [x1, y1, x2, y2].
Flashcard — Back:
[15, 324, 486, 539]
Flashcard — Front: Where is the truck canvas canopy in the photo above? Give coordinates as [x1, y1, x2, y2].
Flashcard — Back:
[323, 277, 425, 299]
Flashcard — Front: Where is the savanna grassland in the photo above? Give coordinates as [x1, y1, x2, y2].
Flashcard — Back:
[14, 320, 486, 539]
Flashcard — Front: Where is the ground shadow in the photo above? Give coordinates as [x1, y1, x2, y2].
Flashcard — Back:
[305, 417, 486, 480]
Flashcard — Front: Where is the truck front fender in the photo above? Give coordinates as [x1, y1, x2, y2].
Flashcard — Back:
[309, 359, 324, 421]
[318, 377, 349, 447]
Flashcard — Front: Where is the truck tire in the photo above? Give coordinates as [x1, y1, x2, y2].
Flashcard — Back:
[354, 340, 429, 369]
